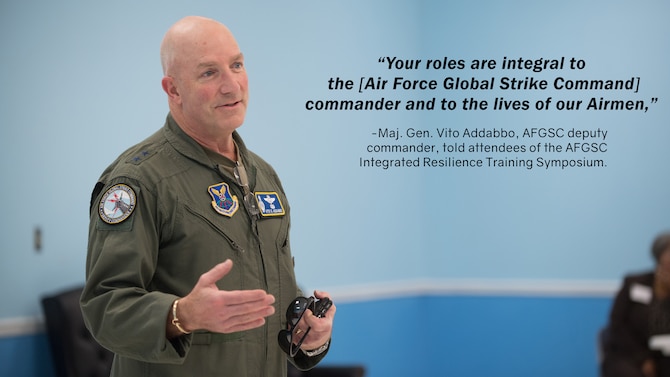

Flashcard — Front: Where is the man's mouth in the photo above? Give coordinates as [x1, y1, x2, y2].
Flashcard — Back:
[217, 100, 241, 108]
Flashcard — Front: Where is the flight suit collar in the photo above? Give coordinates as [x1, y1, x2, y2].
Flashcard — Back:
[162, 113, 257, 189]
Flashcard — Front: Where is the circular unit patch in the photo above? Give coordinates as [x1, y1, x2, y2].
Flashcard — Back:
[98, 184, 137, 224]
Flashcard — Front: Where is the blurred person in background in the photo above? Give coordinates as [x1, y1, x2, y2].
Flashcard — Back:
[602, 231, 670, 377]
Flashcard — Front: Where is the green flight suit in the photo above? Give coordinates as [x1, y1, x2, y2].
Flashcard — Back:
[81, 113, 327, 376]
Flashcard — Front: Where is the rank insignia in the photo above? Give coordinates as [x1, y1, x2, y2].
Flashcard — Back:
[208, 182, 239, 217]
[254, 192, 285, 217]
[99, 184, 137, 224]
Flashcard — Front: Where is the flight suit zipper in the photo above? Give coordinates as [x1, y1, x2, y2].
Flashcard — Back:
[183, 205, 245, 254]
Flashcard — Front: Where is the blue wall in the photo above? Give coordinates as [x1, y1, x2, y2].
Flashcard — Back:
[0, 333, 55, 377]
[1, 294, 613, 377]
[327, 294, 611, 377]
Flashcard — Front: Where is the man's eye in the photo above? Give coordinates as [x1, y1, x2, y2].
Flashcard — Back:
[202, 70, 216, 77]
[232, 62, 244, 70]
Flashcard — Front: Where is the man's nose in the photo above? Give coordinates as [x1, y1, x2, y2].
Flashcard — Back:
[219, 70, 241, 94]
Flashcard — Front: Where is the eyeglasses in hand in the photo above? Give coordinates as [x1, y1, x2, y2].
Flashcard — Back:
[278, 296, 332, 357]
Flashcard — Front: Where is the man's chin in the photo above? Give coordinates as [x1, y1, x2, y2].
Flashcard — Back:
[217, 116, 245, 132]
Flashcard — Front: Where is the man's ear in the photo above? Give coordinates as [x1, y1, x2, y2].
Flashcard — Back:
[162, 76, 181, 104]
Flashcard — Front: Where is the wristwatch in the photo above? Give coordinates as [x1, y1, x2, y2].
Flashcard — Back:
[302, 340, 330, 357]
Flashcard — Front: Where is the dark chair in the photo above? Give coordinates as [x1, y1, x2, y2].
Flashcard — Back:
[41, 286, 113, 377]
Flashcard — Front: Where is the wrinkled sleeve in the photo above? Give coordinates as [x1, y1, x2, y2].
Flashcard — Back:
[80, 177, 192, 363]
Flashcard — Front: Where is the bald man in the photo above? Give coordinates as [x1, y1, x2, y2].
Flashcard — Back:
[81, 16, 335, 377]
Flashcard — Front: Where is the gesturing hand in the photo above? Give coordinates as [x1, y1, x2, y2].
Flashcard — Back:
[169, 260, 275, 337]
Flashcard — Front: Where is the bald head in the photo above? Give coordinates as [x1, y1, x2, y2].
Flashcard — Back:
[160, 16, 237, 76]
[159, 16, 249, 153]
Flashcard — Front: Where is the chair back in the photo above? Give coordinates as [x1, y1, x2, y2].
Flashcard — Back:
[41, 286, 113, 377]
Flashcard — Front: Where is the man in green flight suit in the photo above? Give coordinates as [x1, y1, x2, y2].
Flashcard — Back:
[81, 15, 336, 376]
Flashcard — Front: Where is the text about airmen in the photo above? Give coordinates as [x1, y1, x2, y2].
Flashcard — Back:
[303, 55, 660, 170]
[306, 56, 659, 113]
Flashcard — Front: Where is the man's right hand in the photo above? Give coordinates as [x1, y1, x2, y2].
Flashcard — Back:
[167, 259, 275, 338]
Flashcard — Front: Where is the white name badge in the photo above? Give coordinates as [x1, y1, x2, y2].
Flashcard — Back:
[650, 335, 670, 355]
[630, 283, 653, 304]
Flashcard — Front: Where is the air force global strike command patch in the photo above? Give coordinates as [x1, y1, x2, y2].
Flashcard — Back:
[208, 182, 239, 217]
[255, 192, 285, 217]
[99, 184, 137, 224]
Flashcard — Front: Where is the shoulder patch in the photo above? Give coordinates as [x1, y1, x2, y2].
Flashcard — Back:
[98, 184, 137, 224]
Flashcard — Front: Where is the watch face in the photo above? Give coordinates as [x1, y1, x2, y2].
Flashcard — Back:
[99, 184, 136, 224]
